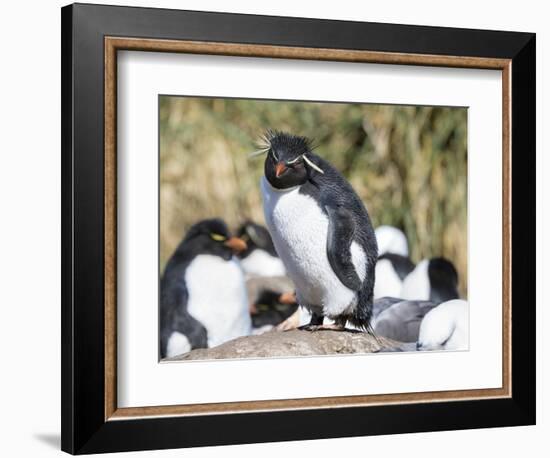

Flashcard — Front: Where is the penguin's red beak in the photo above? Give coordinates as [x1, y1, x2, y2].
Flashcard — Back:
[224, 236, 247, 254]
[275, 162, 287, 178]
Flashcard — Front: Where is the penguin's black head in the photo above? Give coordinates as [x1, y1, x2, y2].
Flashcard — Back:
[182, 218, 247, 261]
[428, 257, 460, 303]
[237, 221, 277, 258]
[260, 131, 324, 189]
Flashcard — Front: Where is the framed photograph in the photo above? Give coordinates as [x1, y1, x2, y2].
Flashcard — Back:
[61, 3, 536, 454]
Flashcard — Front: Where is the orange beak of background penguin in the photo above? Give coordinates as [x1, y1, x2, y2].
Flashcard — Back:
[224, 236, 247, 254]
[278, 291, 297, 305]
[275, 162, 287, 178]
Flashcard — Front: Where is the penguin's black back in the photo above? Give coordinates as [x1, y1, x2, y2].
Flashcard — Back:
[428, 257, 459, 304]
[160, 237, 203, 317]
[299, 153, 378, 259]
[160, 251, 208, 358]
[161, 251, 192, 319]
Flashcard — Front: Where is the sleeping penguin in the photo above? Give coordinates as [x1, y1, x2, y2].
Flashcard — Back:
[258, 131, 378, 331]
[417, 299, 468, 351]
[237, 221, 286, 277]
[373, 298, 467, 352]
[160, 219, 251, 358]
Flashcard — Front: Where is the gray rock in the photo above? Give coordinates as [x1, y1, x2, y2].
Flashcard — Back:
[166, 329, 397, 361]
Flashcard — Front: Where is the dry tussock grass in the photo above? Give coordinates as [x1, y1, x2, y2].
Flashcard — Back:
[160, 97, 468, 296]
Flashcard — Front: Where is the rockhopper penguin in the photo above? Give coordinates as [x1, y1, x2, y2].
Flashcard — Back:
[160, 219, 251, 358]
[258, 131, 378, 331]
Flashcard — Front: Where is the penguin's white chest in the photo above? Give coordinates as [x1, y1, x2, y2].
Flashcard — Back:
[239, 249, 286, 277]
[374, 259, 404, 299]
[185, 255, 251, 347]
[261, 177, 365, 317]
[400, 259, 430, 300]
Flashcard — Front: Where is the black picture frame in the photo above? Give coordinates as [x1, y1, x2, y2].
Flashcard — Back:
[61, 3, 535, 454]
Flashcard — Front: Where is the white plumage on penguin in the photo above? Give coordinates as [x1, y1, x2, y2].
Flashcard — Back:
[375, 225, 409, 257]
[417, 299, 468, 351]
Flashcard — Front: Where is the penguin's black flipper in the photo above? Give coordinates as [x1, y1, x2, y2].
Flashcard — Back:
[325, 204, 362, 291]
[160, 308, 208, 358]
[160, 274, 209, 357]
[173, 309, 208, 348]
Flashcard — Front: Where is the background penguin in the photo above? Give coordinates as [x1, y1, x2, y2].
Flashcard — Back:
[373, 252, 416, 299]
[160, 219, 251, 358]
[249, 290, 298, 331]
[259, 131, 378, 331]
[237, 221, 286, 277]
[245, 275, 297, 332]
[417, 299, 468, 351]
[375, 225, 409, 257]
[400, 257, 460, 304]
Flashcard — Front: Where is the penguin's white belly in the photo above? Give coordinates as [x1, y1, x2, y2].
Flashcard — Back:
[185, 255, 251, 348]
[261, 177, 366, 318]
[374, 259, 403, 299]
[401, 259, 430, 300]
[239, 248, 286, 277]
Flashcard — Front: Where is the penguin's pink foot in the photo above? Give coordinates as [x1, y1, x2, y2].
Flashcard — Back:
[275, 309, 301, 331]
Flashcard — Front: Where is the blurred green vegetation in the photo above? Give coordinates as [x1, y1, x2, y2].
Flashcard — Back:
[160, 96, 468, 296]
